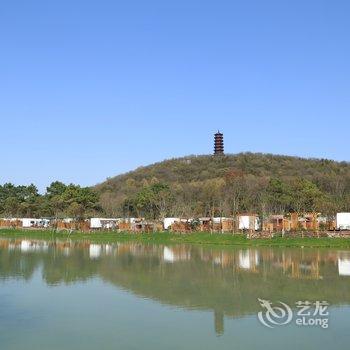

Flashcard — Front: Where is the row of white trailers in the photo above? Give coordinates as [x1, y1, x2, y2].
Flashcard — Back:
[2, 217, 259, 230]
[1, 218, 51, 228]
[3, 213, 350, 231]
[165, 213, 350, 231]
[91, 213, 350, 231]
[163, 216, 261, 230]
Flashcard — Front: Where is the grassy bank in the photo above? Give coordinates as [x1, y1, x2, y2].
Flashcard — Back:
[1, 229, 350, 248]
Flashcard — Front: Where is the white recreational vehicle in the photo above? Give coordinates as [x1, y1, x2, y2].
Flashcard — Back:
[90, 218, 119, 229]
[163, 218, 181, 230]
[238, 215, 260, 231]
[21, 218, 50, 228]
[336, 213, 350, 230]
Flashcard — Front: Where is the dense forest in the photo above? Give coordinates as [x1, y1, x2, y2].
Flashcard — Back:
[1, 153, 350, 219]
[0, 182, 101, 218]
[96, 153, 350, 219]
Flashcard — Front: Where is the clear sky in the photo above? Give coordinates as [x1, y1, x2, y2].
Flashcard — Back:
[1, 0, 349, 191]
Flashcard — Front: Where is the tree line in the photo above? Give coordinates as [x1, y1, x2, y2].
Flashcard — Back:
[0, 182, 101, 218]
[1, 175, 349, 220]
[119, 174, 349, 219]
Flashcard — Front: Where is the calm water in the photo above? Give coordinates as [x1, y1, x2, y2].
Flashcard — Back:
[0, 238, 350, 350]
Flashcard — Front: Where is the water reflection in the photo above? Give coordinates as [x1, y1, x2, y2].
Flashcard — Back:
[238, 250, 259, 270]
[1, 238, 350, 335]
[338, 258, 350, 276]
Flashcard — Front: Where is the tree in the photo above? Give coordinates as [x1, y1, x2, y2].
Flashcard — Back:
[3, 197, 20, 217]
[135, 182, 173, 219]
[60, 184, 101, 218]
[46, 181, 67, 197]
[201, 178, 225, 218]
[224, 170, 245, 216]
[0, 183, 40, 217]
[291, 179, 324, 213]
[265, 178, 293, 213]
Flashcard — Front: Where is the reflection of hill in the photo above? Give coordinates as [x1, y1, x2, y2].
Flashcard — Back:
[1, 239, 350, 323]
[97, 248, 350, 319]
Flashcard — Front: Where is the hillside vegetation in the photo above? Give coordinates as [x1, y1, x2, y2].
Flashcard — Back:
[0, 182, 100, 218]
[95, 153, 350, 218]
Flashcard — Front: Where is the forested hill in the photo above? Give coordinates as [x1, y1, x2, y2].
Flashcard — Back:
[95, 153, 350, 217]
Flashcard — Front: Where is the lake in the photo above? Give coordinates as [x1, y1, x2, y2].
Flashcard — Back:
[0, 237, 350, 350]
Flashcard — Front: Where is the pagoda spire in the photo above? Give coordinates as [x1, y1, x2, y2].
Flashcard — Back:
[214, 131, 224, 155]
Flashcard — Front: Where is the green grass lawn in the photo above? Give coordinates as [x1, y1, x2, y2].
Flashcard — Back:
[1, 228, 350, 248]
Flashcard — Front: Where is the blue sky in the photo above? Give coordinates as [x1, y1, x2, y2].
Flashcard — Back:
[1, 0, 349, 191]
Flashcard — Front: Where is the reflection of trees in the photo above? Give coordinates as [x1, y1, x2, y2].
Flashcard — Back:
[0, 249, 40, 281]
[41, 249, 98, 285]
[1, 240, 350, 326]
[96, 247, 350, 319]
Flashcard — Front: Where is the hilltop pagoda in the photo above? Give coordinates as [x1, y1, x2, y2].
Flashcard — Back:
[214, 131, 224, 155]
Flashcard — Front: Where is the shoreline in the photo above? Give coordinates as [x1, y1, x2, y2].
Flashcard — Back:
[1, 229, 350, 248]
